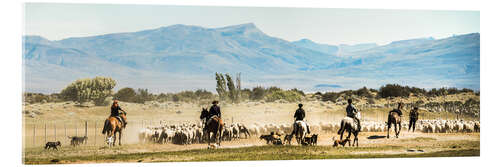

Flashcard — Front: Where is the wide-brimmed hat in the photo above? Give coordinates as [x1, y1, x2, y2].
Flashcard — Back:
[212, 100, 219, 105]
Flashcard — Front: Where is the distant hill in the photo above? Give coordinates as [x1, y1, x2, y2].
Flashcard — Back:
[23, 23, 479, 93]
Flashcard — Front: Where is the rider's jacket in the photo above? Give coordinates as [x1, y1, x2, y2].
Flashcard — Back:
[208, 105, 221, 118]
[110, 106, 122, 117]
[294, 108, 305, 121]
[346, 104, 357, 118]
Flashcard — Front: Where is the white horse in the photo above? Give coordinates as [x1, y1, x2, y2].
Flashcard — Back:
[294, 121, 307, 145]
[337, 112, 361, 146]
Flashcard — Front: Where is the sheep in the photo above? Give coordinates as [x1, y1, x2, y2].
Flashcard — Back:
[237, 123, 251, 139]
[231, 124, 240, 139]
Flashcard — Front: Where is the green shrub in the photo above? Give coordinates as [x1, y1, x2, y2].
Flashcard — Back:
[114, 87, 137, 102]
[251, 87, 266, 100]
[264, 90, 303, 102]
[60, 77, 116, 106]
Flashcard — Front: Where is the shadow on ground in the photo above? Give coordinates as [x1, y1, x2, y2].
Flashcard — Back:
[367, 135, 386, 139]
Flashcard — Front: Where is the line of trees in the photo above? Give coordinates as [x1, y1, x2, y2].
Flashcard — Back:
[317, 84, 476, 102]
[23, 76, 478, 105]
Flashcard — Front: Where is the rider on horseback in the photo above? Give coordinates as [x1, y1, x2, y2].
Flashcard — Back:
[205, 100, 221, 129]
[293, 103, 310, 135]
[110, 100, 127, 127]
[346, 99, 361, 131]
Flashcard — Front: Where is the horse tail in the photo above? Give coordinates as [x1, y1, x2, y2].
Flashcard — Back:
[102, 119, 109, 134]
[337, 119, 345, 135]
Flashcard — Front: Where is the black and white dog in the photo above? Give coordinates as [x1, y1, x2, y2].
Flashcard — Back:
[45, 141, 61, 150]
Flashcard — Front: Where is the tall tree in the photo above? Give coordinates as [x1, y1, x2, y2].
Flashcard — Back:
[215, 73, 227, 101]
[225, 73, 237, 103]
[236, 72, 241, 103]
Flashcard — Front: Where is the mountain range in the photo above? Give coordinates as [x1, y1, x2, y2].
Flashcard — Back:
[23, 23, 480, 93]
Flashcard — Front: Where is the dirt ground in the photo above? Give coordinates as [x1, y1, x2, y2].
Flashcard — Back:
[23, 131, 479, 164]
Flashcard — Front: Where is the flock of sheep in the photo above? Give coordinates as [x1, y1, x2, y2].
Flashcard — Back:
[419, 119, 480, 133]
[138, 122, 253, 145]
[137, 119, 480, 146]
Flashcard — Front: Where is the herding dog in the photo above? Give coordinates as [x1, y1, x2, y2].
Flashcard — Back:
[68, 136, 88, 146]
[332, 136, 351, 147]
[45, 141, 61, 150]
[283, 134, 293, 145]
[310, 134, 318, 146]
[259, 134, 274, 144]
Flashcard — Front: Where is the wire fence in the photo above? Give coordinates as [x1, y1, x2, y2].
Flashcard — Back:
[22, 118, 236, 149]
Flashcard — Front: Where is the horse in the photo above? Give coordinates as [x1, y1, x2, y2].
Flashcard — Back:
[294, 121, 307, 145]
[337, 114, 360, 147]
[102, 112, 127, 146]
[387, 110, 402, 138]
[200, 108, 224, 146]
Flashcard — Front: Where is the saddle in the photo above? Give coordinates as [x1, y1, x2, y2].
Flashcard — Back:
[205, 116, 221, 129]
[110, 116, 125, 127]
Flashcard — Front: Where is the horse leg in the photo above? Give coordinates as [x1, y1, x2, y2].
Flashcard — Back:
[339, 128, 345, 140]
[387, 123, 391, 138]
[347, 130, 352, 146]
[206, 131, 211, 146]
[113, 131, 117, 146]
[397, 122, 401, 138]
[119, 130, 122, 146]
[338, 122, 345, 140]
[218, 128, 222, 145]
[355, 133, 359, 147]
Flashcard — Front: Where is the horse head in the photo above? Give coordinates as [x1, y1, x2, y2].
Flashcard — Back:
[200, 108, 209, 119]
[120, 112, 127, 122]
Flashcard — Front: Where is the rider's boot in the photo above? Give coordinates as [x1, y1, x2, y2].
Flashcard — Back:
[307, 124, 311, 134]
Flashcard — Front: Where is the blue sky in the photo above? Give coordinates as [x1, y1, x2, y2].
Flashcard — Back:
[24, 3, 479, 45]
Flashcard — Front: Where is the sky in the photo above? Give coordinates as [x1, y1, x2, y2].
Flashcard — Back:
[24, 3, 479, 45]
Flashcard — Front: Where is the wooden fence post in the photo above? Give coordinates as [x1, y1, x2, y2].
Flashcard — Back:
[64, 123, 67, 143]
[75, 123, 78, 136]
[85, 121, 88, 144]
[44, 123, 47, 144]
[54, 123, 56, 141]
[95, 120, 97, 146]
[33, 124, 35, 146]
[85, 121, 88, 136]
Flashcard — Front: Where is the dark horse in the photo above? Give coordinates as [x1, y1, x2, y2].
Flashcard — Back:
[102, 112, 127, 146]
[200, 108, 224, 146]
[387, 110, 401, 138]
[337, 116, 360, 147]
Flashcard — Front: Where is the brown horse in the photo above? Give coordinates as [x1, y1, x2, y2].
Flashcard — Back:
[200, 108, 224, 146]
[387, 111, 401, 138]
[102, 112, 127, 146]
